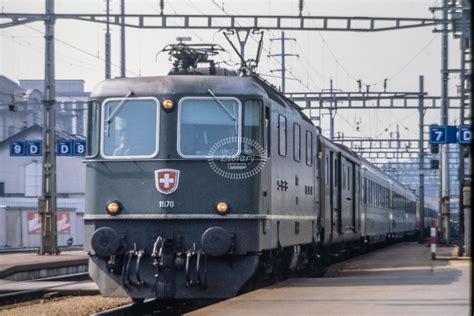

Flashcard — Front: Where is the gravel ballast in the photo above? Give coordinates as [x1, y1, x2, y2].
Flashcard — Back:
[0, 295, 131, 316]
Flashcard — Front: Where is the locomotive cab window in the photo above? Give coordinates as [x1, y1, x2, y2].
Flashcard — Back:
[101, 97, 159, 158]
[178, 97, 241, 157]
[87, 100, 100, 158]
[243, 100, 264, 156]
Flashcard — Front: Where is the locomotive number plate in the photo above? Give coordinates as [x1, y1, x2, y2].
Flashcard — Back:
[159, 201, 175, 208]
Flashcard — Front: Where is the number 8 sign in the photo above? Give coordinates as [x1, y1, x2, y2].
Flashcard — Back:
[73, 140, 86, 156]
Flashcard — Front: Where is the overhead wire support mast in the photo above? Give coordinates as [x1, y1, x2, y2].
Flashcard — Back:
[38, 0, 59, 255]
[105, 0, 111, 79]
[0, 13, 446, 32]
[269, 31, 298, 93]
[440, 0, 450, 245]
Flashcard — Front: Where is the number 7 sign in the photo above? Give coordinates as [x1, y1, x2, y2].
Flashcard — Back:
[429, 125, 447, 144]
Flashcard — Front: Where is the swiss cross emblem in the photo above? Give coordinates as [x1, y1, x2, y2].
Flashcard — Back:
[155, 169, 180, 194]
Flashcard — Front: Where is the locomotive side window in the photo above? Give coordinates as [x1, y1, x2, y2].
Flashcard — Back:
[243, 100, 263, 155]
[101, 97, 159, 158]
[306, 131, 313, 166]
[342, 161, 346, 189]
[264, 107, 270, 157]
[293, 123, 301, 162]
[278, 114, 287, 157]
[178, 97, 241, 157]
[86, 101, 100, 157]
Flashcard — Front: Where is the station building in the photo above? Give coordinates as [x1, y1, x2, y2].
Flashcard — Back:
[0, 75, 89, 249]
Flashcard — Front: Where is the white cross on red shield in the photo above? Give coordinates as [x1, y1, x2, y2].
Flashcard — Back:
[155, 169, 180, 194]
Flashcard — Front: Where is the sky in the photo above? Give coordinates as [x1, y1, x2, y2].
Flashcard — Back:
[0, 0, 465, 141]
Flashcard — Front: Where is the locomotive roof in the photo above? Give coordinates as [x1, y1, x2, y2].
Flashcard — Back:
[90, 75, 267, 99]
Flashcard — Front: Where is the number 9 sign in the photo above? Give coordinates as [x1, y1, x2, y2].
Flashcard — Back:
[10, 141, 26, 156]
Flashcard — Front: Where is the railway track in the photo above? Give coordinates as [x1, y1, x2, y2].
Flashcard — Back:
[0, 272, 92, 306]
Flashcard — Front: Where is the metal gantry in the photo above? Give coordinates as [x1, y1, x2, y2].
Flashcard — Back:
[287, 91, 461, 109]
[0, 13, 446, 32]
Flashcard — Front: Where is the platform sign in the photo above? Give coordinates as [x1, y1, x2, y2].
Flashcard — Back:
[26, 140, 42, 156]
[446, 126, 458, 143]
[458, 125, 472, 144]
[10, 141, 26, 156]
[10, 139, 85, 156]
[57, 140, 73, 156]
[430, 126, 447, 144]
[73, 140, 86, 156]
[429, 125, 458, 144]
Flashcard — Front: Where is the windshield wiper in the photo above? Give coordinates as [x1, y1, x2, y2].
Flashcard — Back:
[207, 89, 236, 121]
[105, 90, 135, 123]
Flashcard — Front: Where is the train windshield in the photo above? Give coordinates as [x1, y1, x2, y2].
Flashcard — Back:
[101, 97, 159, 158]
[178, 97, 241, 157]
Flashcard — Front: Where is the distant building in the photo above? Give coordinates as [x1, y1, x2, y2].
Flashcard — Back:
[20, 79, 89, 136]
[0, 76, 89, 142]
[0, 75, 43, 140]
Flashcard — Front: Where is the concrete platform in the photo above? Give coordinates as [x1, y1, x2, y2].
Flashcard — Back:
[0, 250, 88, 281]
[0, 280, 98, 295]
[188, 243, 471, 316]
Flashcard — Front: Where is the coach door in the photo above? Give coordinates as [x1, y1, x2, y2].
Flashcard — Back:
[347, 161, 355, 233]
[354, 164, 360, 233]
[335, 152, 342, 235]
[314, 137, 321, 239]
[328, 151, 334, 241]
[341, 157, 354, 235]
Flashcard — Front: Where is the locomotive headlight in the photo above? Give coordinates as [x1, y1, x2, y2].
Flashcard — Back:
[162, 98, 174, 111]
[106, 200, 122, 215]
[216, 201, 230, 215]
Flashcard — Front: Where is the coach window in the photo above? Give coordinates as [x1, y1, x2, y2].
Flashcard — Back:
[243, 100, 263, 155]
[293, 123, 301, 162]
[102, 97, 159, 158]
[376, 184, 379, 206]
[363, 178, 367, 204]
[325, 154, 329, 185]
[306, 131, 313, 166]
[179, 97, 241, 157]
[346, 165, 350, 190]
[370, 181, 373, 205]
[278, 114, 287, 157]
[86, 100, 99, 157]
